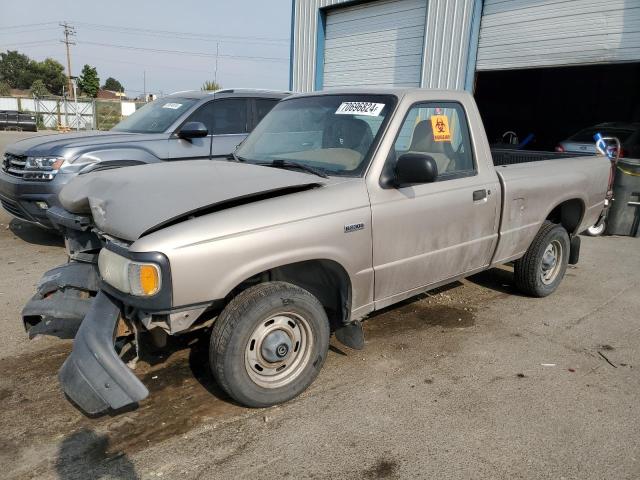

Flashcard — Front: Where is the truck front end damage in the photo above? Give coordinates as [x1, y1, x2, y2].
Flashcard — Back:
[59, 291, 149, 414]
[22, 206, 104, 338]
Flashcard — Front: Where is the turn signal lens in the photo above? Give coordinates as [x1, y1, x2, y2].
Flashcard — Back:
[128, 263, 161, 296]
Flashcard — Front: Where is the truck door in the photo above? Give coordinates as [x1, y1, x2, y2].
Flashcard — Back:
[369, 101, 499, 304]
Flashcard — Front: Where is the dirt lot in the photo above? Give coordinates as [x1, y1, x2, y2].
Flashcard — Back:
[1, 131, 639, 479]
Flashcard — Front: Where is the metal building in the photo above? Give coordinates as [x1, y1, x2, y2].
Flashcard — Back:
[290, 0, 640, 150]
[290, 0, 640, 92]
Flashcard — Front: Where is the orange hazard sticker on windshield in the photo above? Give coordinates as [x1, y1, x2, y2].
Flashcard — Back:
[431, 115, 451, 142]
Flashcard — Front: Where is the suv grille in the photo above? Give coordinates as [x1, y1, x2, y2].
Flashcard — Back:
[2, 153, 27, 178]
[2, 153, 55, 181]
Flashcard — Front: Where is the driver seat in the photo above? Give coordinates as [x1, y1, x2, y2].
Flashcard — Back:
[409, 120, 455, 173]
[322, 117, 373, 158]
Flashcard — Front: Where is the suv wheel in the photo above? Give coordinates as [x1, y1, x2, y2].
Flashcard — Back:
[514, 221, 570, 297]
[209, 281, 330, 407]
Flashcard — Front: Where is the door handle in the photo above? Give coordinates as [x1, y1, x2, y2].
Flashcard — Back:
[473, 189, 487, 202]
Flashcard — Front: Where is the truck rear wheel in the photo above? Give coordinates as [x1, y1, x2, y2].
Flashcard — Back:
[514, 221, 570, 297]
[209, 281, 330, 407]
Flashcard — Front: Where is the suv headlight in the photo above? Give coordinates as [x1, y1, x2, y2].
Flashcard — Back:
[24, 156, 65, 180]
[98, 249, 161, 297]
[25, 156, 65, 170]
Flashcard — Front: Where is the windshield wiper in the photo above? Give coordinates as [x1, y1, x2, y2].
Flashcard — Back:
[226, 152, 246, 162]
[262, 159, 328, 178]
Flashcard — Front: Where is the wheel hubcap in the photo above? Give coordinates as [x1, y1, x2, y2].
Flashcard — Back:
[245, 313, 313, 389]
[540, 240, 563, 285]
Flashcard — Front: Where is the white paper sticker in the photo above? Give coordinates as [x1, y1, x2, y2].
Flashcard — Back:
[335, 102, 385, 117]
[162, 102, 183, 109]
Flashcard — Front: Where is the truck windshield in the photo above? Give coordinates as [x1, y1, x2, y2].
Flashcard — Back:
[236, 94, 395, 176]
[112, 97, 197, 133]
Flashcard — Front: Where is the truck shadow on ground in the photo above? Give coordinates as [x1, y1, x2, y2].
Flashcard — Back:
[55, 428, 139, 480]
[466, 266, 527, 297]
[9, 218, 64, 247]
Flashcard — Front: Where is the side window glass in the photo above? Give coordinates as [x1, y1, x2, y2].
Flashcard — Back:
[187, 102, 216, 132]
[393, 102, 475, 178]
[212, 98, 248, 135]
[255, 99, 279, 125]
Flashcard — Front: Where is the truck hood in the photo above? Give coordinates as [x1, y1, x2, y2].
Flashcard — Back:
[58, 160, 324, 241]
[6, 131, 164, 157]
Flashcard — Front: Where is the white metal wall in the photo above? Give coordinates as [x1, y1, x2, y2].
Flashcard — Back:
[290, 0, 478, 92]
[477, 0, 640, 71]
[323, 0, 427, 88]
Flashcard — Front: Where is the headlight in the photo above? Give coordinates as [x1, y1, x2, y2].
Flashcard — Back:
[25, 156, 65, 171]
[23, 156, 65, 180]
[98, 249, 161, 297]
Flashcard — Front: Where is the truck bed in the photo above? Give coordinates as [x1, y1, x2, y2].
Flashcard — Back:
[490, 153, 611, 265]
[491, 148, 590, 166]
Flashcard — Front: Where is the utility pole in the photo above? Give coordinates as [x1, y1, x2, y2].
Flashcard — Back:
[60, 22, 76, 96]
[214, 42, 219, 87]
[143, 70, 146, 101]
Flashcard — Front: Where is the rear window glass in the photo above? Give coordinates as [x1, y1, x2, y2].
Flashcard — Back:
[569, 127, 634, 143]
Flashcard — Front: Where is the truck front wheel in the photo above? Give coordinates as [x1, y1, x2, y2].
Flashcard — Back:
[514, 221, 570, 297]
[209, 281, 330, 407]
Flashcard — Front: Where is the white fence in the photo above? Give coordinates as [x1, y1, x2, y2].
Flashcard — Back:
[0, 96, 142, 130]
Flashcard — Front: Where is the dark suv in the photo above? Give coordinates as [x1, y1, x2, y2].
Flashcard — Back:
[0, 89, 288, 228]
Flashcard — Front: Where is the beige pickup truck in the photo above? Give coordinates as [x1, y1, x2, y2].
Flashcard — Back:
[45, 89, 611, 415]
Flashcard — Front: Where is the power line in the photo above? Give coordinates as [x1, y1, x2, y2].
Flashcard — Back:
[0, 39, 59, 47]
[72, 21, 289, 44]
[77, 40, 289, 63]
[1, 21, 58, 30]
[0, 27, 59, 35]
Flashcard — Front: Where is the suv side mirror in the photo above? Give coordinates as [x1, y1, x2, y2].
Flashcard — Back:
[394, 153, 438, 187]
[178, 121, 208, 139]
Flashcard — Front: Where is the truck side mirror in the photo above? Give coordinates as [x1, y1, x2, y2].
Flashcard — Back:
[178, 121, 208, 139]
[394, 153, 438, 187]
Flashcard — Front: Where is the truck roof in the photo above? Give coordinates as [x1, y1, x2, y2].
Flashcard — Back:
[288, 87, 474, 102]
[166, 89, 291, 100]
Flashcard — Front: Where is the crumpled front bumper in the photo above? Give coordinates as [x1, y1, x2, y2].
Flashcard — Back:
[59, 291, 149, 415]
[22, 262, 100, 339]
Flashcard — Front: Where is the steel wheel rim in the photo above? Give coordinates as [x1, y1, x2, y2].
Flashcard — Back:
[540, 240, 563, 285]
[245, 312, 313, 389]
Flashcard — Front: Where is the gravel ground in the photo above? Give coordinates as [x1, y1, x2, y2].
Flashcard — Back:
[0, 131, 639, 480]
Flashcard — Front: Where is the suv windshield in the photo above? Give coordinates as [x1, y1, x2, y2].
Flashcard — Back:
[236, 94, 395, 176]
[112, 97, 198, 133]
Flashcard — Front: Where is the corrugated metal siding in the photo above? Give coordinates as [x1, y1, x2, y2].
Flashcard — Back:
[291, 0, 350, 93]
[323, 0, 427, 88]
[291, 0, 477, 92]
[477, 0, 640, 71]
[422, 0, 476, 89]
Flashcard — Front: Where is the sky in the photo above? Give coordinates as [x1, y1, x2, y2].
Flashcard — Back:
[0, 0, 292, 97]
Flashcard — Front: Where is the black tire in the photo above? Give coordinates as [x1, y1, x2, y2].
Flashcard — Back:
[210, 281, 330, 408]
[514, 221, 570, 297]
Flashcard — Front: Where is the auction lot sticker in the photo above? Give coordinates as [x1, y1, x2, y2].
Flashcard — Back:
[336, 102, 385, 117]
[430, 114, 452, 142]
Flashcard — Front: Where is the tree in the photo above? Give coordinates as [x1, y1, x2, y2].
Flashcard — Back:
[102, 77, 124, 92]
[77, 64, 100, 97]
[30, 79, 49, 97]
[0, 50, 34, 88]
[201, 80, 221, 91]
[0, 80, 10, 96]
[34, 58, 66, 96]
